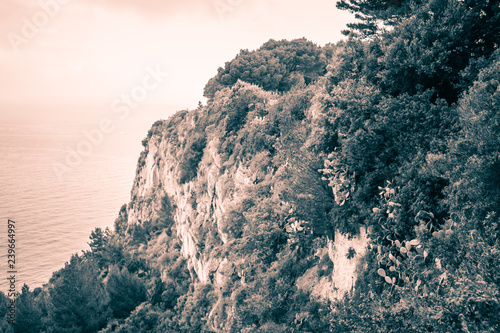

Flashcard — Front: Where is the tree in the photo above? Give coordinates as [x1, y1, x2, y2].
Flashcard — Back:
[204, 38, 326, 99]
[336, 0, 421, 36]
[176, 284, 216, 332]
[446, 50, 500, 242]
[48, 255, 111, 332]
[106, 266, 147, 319]
[88, 227, 112, 268]
[373, 0, 499, 103]
[114, 204, 128, 236]
[99, 304, 162, 333]
[0, 291, 14, 333]
[13, 285, 43, 333]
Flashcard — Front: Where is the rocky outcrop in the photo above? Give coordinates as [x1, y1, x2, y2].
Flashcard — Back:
[123, 82, 370, 329]
[296, 227, 368, 301]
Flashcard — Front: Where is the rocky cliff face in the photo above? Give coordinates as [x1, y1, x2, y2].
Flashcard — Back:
[122, 82, 368, 329]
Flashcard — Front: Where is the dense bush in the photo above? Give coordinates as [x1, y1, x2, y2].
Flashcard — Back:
[106, 266, 147, 319]
[204, 38, 327, 99]
[47, 255, 111, 332]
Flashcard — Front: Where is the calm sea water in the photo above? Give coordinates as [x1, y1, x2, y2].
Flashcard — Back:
[0, 105, 176, 292]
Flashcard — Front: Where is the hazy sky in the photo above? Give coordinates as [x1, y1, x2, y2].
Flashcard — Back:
[0, 0, 353, 113]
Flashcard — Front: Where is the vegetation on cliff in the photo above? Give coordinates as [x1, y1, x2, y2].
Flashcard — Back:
[1, 0, 499, 332]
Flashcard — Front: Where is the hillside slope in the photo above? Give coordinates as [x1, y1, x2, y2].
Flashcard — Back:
[2, 1, 499, 331]
[118, 77, 369, 331]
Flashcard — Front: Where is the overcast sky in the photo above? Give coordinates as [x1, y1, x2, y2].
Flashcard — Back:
[0, 0, 353, 113]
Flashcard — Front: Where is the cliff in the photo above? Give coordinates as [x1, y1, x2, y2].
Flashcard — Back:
[120, 79, 368, 329]
[98, 34, 500, 331]
[6, 24, 499, 331]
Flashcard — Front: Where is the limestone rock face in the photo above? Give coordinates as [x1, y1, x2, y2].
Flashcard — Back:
[127, 113, 231, 285]
[123, 83, 370, 329]
[296, 227, 368, 301]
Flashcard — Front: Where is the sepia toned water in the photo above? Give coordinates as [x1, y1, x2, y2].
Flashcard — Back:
[0, 105, 175, 292]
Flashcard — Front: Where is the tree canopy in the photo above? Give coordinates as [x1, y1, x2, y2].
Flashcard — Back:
[203, 38, 327, 99]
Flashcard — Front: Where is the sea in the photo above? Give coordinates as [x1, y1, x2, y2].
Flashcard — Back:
[0, 104, 178, 293]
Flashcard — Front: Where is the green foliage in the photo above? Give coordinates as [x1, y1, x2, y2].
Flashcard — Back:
[106, 266, 147, 319]
[204, 38, 326, 99]
[175, 284, 217, 332]
[99, 304, 162, 333]
[447, 51, 500, 241]
[159, 257, 191, 310]
[113, 204, 128, 236]
[13, 3, 500, 329]
[220, 210, 245, 239]
[0, 291, 14, 333]
[336, 0, 417, 36]
[13, 285, 43, 332]
[127, 223, 148, 245]
[48, 255, 111, 332]
[88, 227, 112, 268]
[178, 132, 206, 184]
[141, 120, 165, 147]
[378, 0, 499, 103]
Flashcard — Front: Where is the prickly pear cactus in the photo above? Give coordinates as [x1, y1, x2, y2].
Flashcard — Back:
[320, 155, 355, 206]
